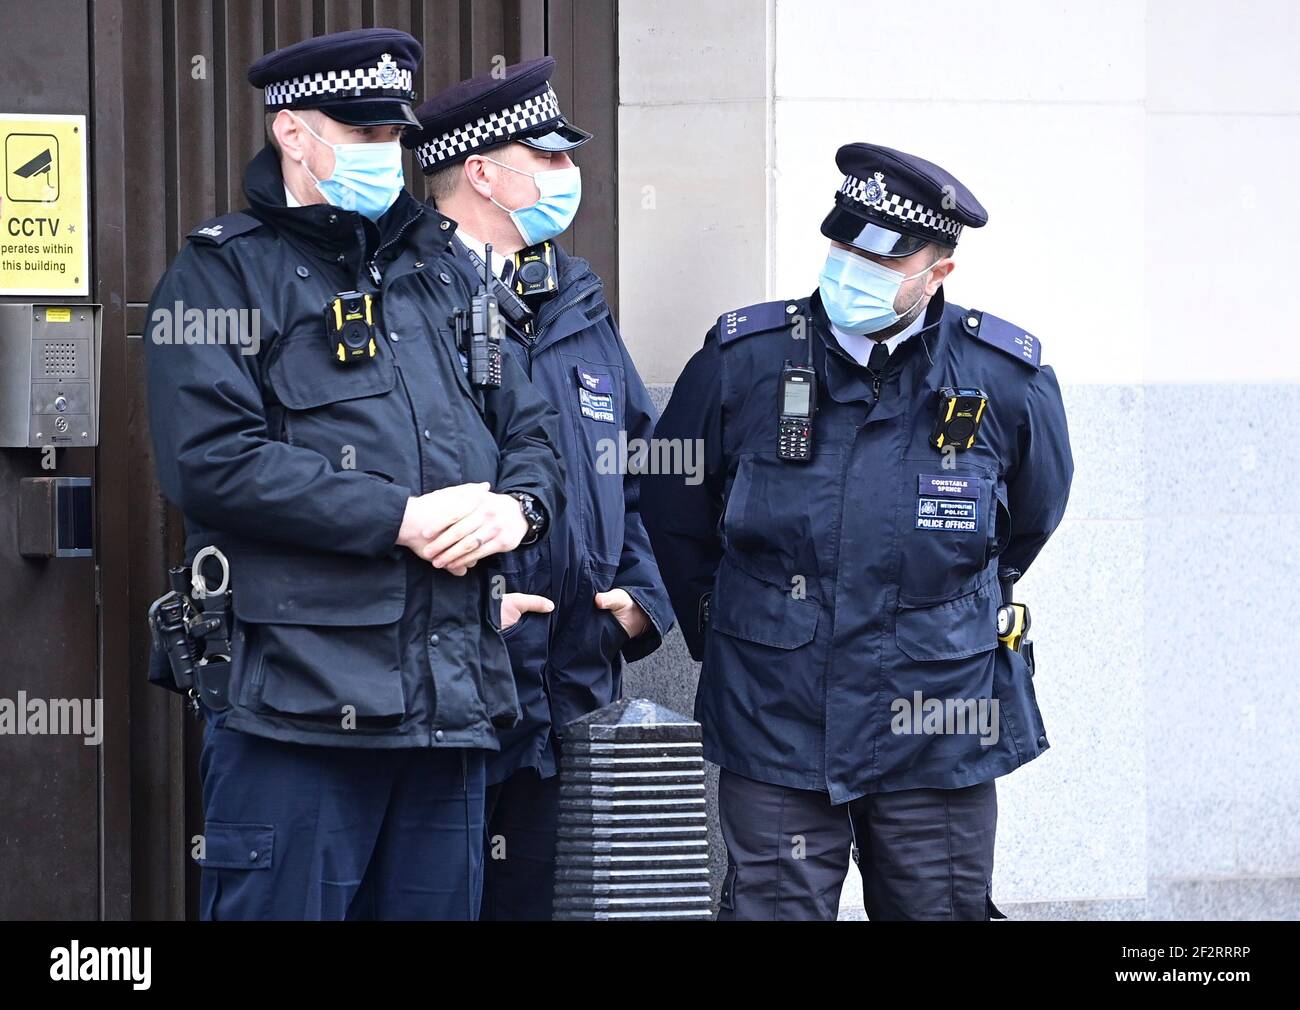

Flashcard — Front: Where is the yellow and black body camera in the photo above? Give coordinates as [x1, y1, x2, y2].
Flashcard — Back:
[931, 386, 988, 451]
[511, 240, 559, 300]
[325, 291, 380, 365]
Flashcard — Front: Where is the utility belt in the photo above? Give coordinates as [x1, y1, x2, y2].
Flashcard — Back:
[146, 546, 234, 717]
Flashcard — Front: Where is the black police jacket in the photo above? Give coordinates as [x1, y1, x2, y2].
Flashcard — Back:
[144, 146, 565, 750]
[443, 240, 674, 784]
[643, 289, 1073, 802]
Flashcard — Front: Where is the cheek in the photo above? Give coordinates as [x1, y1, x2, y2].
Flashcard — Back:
[304, 144, 335, 181]
[505, 171, 540, 207]
[893, 278, 922, 312]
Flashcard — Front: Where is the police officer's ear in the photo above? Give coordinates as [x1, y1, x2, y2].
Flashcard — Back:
[462, 154, 496, 201]
[271, 108, 312, 167]
[925, 253, 956, 296]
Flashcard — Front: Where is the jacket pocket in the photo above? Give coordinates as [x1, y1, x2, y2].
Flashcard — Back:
[990, 480, 1011, 564]
[479, 571, 523, 730]
[267, 327, 396, 409]
[899, 460, 997, 605]
[895, 577, 999, 662]
[265, 327, 419, 489]
[710, 561, 819, 650]
[230, 549, 407, 720]
[721, 449, 841, 587]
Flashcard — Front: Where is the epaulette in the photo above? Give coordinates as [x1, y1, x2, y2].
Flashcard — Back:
[960, 309, 1041, 369]
[186, 211, 264, 246]
[715, 299, 802, 346]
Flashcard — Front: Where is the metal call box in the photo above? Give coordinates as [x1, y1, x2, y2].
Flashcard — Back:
[0, 303, 102, 447]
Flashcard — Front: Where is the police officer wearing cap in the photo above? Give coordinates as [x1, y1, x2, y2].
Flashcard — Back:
[143, 29, 564, 920]
[403, 57, 674, 920]
[642, 143, 1074, 920]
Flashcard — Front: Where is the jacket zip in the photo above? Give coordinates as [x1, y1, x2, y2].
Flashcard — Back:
[368, 205, 424, 288]
[533, 277, 601, 340]
[507, 278, 598, 373]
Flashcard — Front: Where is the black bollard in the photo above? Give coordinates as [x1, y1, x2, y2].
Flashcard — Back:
[553, 698, 711, 920]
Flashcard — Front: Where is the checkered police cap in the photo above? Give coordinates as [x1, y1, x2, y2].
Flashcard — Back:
[262, 53, 414, 107]
[247, 28, 421, 125]
[411, 85, 561, 170]
[838, 172, 965, 243]
[821, 142, 988, 257]
[405, 57, 591, 173]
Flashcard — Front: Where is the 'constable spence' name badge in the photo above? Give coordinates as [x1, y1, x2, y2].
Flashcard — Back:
[916, 474, 979, 532]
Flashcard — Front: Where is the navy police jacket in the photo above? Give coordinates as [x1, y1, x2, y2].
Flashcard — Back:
[443, 240, 674, 785]
[144, 146, 565, 750]
[642, 288, 1073, 802]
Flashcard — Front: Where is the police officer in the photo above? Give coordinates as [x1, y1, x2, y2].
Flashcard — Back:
[642, 143, 1074, 920]
[143, 28, 564, 920]
[402, 57, 674, 920]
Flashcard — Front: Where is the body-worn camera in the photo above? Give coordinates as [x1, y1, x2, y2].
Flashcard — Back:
[931, 386, 988, 451]
[512, 240, 559, 300]
[325, 291, 380, 364]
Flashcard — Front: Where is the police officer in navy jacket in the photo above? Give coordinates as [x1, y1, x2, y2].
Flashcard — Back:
[404, 57, 673, 920]
[144, 29, 564, 920]
[643, 142, 1073, 920]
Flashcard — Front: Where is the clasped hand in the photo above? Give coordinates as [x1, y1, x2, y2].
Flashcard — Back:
[396, 482, 528, 576]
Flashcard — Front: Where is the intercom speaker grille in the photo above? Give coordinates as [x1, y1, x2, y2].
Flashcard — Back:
[43, 342, 79, 376]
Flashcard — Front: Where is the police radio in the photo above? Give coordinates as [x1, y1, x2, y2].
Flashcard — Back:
[325, 291, 381, 364]
[454, 243, 504, 388]
[511, 240, 559, 300]
[778, 360, 817, 462]
[931, 386, 988, 451]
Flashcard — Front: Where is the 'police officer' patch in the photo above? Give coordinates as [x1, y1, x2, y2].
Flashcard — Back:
[575, 365, 615, 423]
[916, 474, 979, 532]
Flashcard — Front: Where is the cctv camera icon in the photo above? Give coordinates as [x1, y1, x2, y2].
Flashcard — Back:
[6, 133, 59, 202]
[15, 149, 52, 179]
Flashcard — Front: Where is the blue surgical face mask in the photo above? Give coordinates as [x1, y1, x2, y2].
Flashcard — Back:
[818, 245, 939, 335]
[483, 155, 582, 245]
[291, 112, 405, 221]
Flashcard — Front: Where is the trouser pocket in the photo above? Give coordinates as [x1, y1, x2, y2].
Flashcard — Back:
[197, 821, 274, 921]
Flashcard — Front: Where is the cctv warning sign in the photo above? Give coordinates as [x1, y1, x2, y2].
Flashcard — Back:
[0, 114, 88, 296]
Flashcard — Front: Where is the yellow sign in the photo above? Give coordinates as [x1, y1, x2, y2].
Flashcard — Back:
[0, 114, 89, 296]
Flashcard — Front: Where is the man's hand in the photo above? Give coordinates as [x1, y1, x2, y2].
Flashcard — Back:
[595, 589, 650, 639]
[397, 483, 491, 555]
[422, 491, 529, 575]
[501, 592, 555, 630]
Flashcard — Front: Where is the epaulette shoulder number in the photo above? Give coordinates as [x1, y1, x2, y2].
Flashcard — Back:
[716, 299, 803, 346]
[961, 309, 1041, 369]
[186, 211, 264, 247]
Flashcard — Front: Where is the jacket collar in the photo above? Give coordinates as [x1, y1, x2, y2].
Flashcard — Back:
[811, 287, 947, 411]
[243, 145, 429, 268]
[440, 226, 608, 353]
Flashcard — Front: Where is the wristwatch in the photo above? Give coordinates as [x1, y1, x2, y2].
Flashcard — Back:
[507, 491, 547, 546]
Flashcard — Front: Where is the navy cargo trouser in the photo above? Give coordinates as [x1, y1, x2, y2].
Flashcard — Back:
[717, 768, 1004, 921]
[197, 719, 486, 920]
[480, 768, 562, 920]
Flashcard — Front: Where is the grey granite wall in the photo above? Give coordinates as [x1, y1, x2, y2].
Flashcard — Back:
[623, 382, 1300, 920]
